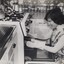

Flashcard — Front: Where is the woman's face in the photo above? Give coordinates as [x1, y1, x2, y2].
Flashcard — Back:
[47, 18, 58, 30]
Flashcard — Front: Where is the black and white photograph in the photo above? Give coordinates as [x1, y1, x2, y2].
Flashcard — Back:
[0, 0, 64, 64]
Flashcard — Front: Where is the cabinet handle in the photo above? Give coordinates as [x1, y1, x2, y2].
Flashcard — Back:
[13, 43, 16, 48]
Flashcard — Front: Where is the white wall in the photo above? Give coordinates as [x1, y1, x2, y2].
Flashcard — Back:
[18, 0, 23, 4]
[39, 0, 45, 3]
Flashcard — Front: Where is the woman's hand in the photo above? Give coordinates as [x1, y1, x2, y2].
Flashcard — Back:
[26, 39, 46, 50]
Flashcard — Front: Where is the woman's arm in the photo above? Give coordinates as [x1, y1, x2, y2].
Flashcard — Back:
[44, 35, 64, 53]
[26, 35, 64, 53]
[26, 39, 46, 49]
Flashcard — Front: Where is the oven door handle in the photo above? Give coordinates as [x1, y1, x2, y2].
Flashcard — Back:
[13, 43, 16, 48]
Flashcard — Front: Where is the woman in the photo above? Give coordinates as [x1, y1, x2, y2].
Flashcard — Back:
[26, 7, 64, 57]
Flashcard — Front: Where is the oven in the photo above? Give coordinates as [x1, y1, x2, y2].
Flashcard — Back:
[24, 19, 59, 64]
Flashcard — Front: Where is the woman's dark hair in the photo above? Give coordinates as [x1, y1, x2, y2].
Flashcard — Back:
[44, 7, 64, 25]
